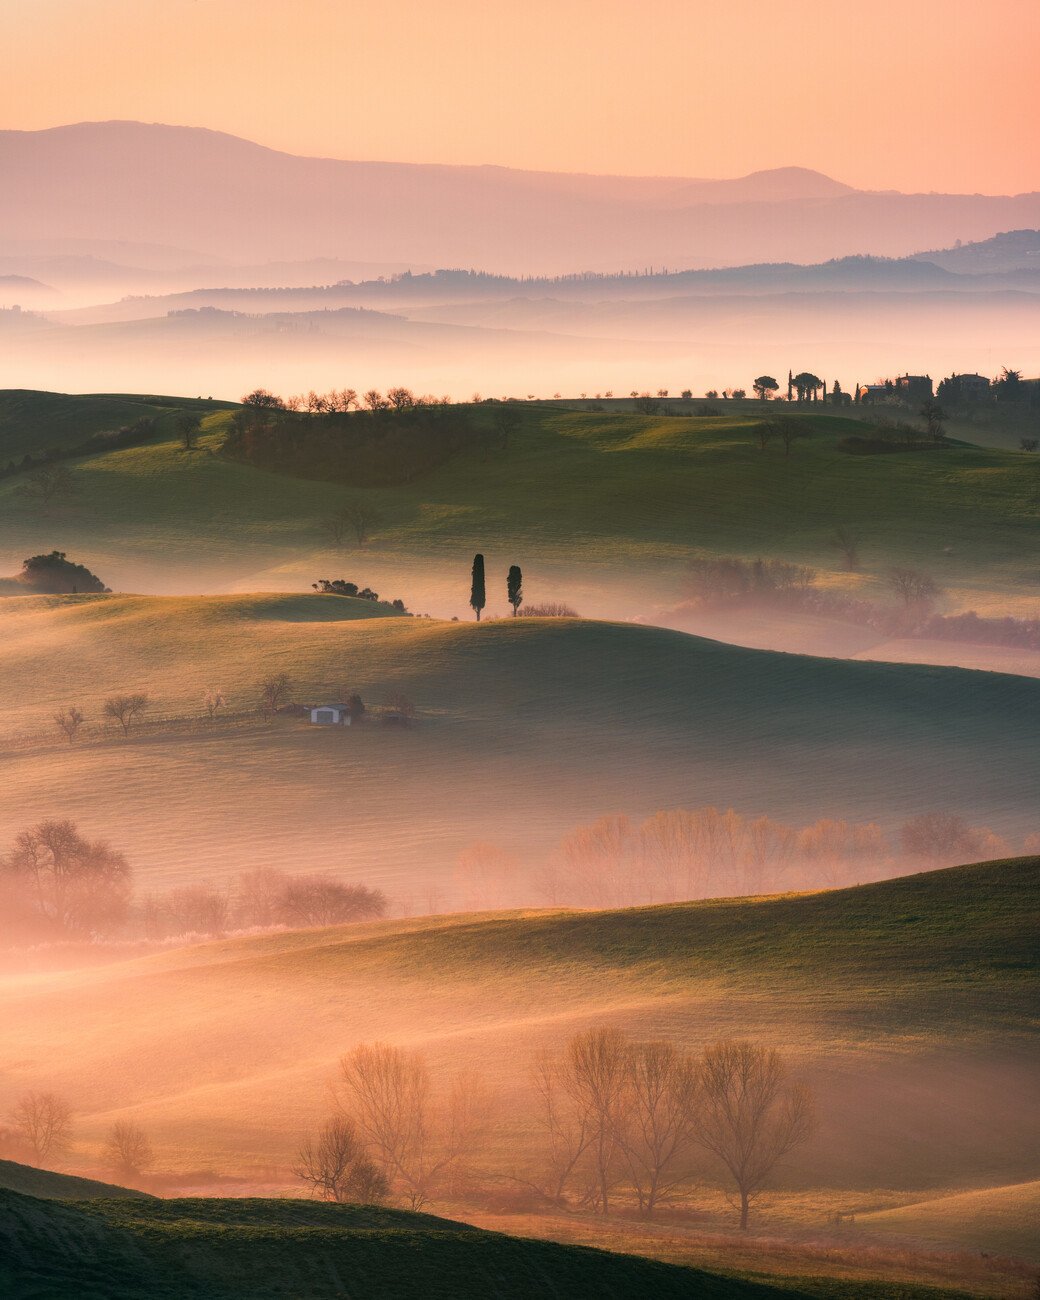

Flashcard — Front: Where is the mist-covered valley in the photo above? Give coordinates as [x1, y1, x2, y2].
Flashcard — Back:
[1, 105, 1039, 1300]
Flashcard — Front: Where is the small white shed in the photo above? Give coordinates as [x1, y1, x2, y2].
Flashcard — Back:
[310, 705, 351, 726]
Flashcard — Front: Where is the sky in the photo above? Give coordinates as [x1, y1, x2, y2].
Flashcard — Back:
[1, 0, 1038, 193]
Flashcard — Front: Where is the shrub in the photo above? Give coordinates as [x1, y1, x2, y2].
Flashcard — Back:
[518, 602, 580, 617]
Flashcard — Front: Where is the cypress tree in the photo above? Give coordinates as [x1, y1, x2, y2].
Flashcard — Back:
[470, 553, 486, 621]
[507, 564, 523, 616]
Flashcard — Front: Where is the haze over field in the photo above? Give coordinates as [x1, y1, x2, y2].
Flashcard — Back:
[1, 3, 1038, 1296]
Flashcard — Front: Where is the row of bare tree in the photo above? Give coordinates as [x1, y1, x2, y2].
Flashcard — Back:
[454, 809, 1026, 912]
[297, 1032, 814, 1228]
[0, 820, 387, 945]
[139, 868, 387, 940]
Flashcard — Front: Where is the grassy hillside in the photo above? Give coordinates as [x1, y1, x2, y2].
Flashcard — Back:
[0, 394, 1036, 621]
[0, 389, 234, 463]
[0, 1158, 151, 1201]
[0, 594, 1038, 893]
[0, 1189, 780, 1300]
[0, 1187, 987, 1299]
[858, 1180, 1040, 1263]
[0, 860, 1035, 1191]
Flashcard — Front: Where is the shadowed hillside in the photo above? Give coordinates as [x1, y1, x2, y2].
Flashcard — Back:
[0, 1158, 151, 1201]
[0, 1187, 819, 1300]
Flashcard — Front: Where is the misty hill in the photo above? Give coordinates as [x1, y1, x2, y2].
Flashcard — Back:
[0, 1158, 150, 1202]
[911, 228, 1040, 275]
[0, 273, 56, 305]
[1, 857, 1035, 1195]
[0, 1189, 746, 1300]
[0, 594, 1038, 899]
[3, 122, 1040, 274]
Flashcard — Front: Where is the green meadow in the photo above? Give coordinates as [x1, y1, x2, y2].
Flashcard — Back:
[0, 394, 1037, 619]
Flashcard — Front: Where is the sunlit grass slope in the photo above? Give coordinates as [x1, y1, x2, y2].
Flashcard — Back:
[0, 393, 1036, 616]
[0, 1189, 776, 1300]
[0, 594, 1038, 891]
[1, 860, 1036, 1189]
[858, 1180, 1040, 1263]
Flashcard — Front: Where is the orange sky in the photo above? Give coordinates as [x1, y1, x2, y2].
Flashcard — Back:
[1, 0, 1037, 193]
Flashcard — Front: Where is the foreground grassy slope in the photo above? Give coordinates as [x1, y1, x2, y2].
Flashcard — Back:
[858, 1180, 1040, 1263]
[0, 394, 1036, 617]
[1, 861, 1035, 1189]
[0, 595, 1038, 891]
[0, 1189, 777, 1300]
[0, 1158, 150, 1201]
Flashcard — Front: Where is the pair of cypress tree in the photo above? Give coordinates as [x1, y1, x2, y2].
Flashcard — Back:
[470, 554, 522, 619]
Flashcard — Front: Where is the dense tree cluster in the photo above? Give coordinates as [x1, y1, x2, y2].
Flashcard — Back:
[14, 551, 109, 594]
[0, 819, 387, 948]
[223, 388, 486, 487]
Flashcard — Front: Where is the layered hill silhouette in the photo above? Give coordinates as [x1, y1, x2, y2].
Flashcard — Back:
[3, 122, 1040, 274]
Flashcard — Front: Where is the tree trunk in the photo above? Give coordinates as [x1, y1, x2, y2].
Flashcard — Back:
[740, 1191, 750, 1230]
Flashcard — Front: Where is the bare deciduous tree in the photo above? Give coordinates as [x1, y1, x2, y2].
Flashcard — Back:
[2, 820, 131, 937]
[523, 1050, 594, 1206]
[338, 1042, 490, 1208]
[294, 1115, 389, 1203]
[175, 411, 202, 451]
[53, 706, 85, 744]
[104, 1120, 154, 1178]
[103, 693, 149, 736]
[829, 525, 862, 571]
[776, 416, 809, 457]
[899, 812, 981, 866]
[559, 816, 633, 909]
[258, 673, 292, 717]
[323, 498, 383, 547]
[563, 1028, 629, 1214]
[622, 1040, 700, 1217]
[278, 876, 387, 927]
[17, 463, 77, 510]
[885, 567, 941, 615]
[203, 689, 226, 719]
[696, 1041, 815, 1230]
[164, 883, 230, 936]
[11, 1091, 72, 1163]
[235, 866, 289, 929]
[453, 842, 514, 911]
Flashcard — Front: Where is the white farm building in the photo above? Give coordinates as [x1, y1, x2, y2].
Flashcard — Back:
[310, 705, 352, 726]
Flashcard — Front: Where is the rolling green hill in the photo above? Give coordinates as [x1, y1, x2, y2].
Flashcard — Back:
[0, 392, 1036, 621]
[0, 860, 1035, 1191]
[0, 389, 234, 464]
[0, 594, 1038, 894]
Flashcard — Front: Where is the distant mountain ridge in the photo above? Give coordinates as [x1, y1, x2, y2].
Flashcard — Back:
[2, 121, 1038, 274]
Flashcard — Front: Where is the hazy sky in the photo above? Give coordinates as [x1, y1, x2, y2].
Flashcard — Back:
[2, 0, 1037, 193]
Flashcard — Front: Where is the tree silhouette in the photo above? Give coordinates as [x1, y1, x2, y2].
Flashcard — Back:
[753, 376, 779, 402]
[470, 554, 486, 621]
[507, 565, 523, 616]
[791, 372, 823, 403]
